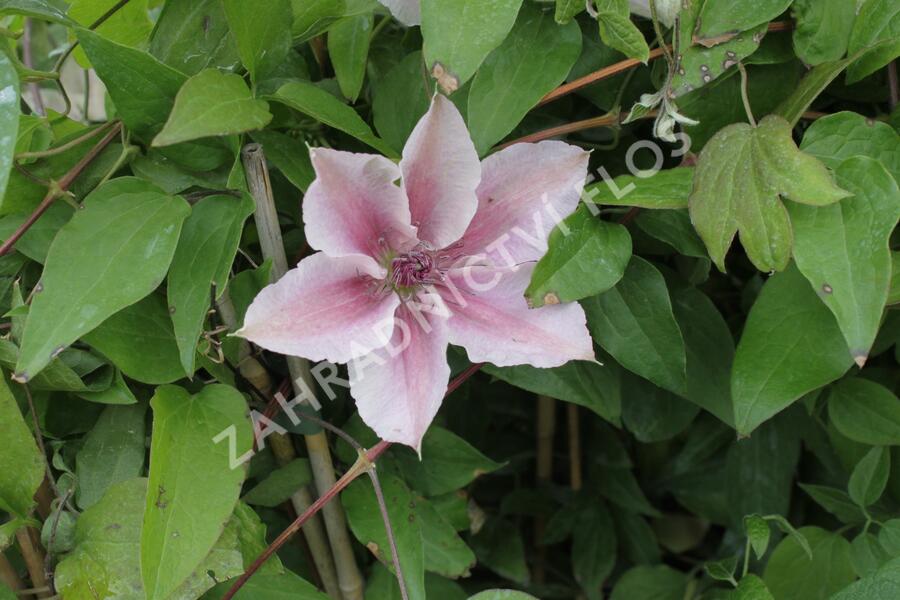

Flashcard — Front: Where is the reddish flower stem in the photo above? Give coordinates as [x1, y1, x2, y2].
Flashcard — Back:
[222, 363, 484, 599]
[0, 122, 122, 257]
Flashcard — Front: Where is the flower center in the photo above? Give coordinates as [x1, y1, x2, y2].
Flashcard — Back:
[390, 250, 436, 288]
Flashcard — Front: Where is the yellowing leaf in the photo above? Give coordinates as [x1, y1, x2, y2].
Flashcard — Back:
[689, 115, 851, 272]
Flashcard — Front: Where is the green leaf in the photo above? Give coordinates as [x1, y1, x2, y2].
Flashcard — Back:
[831, 557, 900, 600]
[526, 206, 631, 308]
[484, 359, 623, 425]
[697, 0, 792, 40]
[292, 0, 350, 41]
[141, 384, 252, 600]
[572, 502, 616, 596]
[242, 458, 312, 507]
[0, 203, 73, 264]
[468, 591, 539, 600]
[75, 403, 146, 509]
[467, 3, 581, 154]
[801, 111, 900, 185]
[799, 484, 867, 524]
[205, 572, 330, 600]
[396, 426, 503, 496]
[0, 373, 43, 518]
[744, 515, 772, 559]
[328, 14, 373, 102]
[584, 167, 692, 209]
[469, 518, 529, 585]
[775, 58, 852, 126]
[167, 193, 254, 375]
[271, 80, 396, 156]
[249, 130, 315, 193]
[789, 157, 900, 364]
[68, 0, 153, 68]
[621, 372, 698, 442]
[849, 446, 890, 508]
[421, 0, 523, 93]
[555, 0, 582, 24]
[148, 0, 239, 77]
[83, 294, 186, 385]
[850, 533, 890, 578]
[763, 527, 855, 600]
[671, 286, 736, 426]
[222, 0, 293, 84]
[705, 556, 739, 582]
[77, 28, 187, 139]
[728, 574, 774, 600]
[597, 466, 660, 517]
[828, 377, 900, 446]
[343, 474, 425, 600]
[731, 265, 853, 435]
[0, 53, 18, 205]
[417, 497, 476, 578]
[0, 0, 74, 24]
[373, 51, 431, 154]
[791, 0, 856, 65]
[610, 565, 687, 600]
[726, 418, 801, 526]
[880, 520, 900, 555]
[153, 70, 272, 147]
[846, 0, 900, 83]
[595, 0, 650, 64]
[583, 257, 687, 396]
[689, 115, 850, 272]
[15, 178, 189, 382]
[636, 210, 709, 258]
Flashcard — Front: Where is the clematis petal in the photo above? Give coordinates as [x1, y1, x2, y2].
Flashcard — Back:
[378, 0, 420, 26]
[304, 148, 417, 259]
[457, 141, 589, 267]
[401, 95, 481, 249]
[237, 253, 400, 364]
[349, 304, 451, 450]
[444, 263, 595, 367]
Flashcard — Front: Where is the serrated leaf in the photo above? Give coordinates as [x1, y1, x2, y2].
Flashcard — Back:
[789, 157, 900, 364]
[77, 28, 187, 139]
[468, 4, 581, 154]
[15, 178, 189, 382]
[583, 257, 687, 396]
[744, 515, 771, 559]
[421, 0, 523, 93]
[801, 111, 900, 184]
[690, 115, 851, 272]
[328, 14, 373, 102]
[763, 527, 855, 600]
[731, 265, 853, 435]
[846, 0, 900, 83]
[595, 0, 649, 63]
[153, 70, 272, 147]
[828, 377, 900, 446]
[223, 0, 292, 84]
[0, 373, 44, 518]
[343, 474, 425, 600]
[585, 167, 692, 209]
[526, 206, 631, 308]
[271, 80, 396, 156]
[167, 194, 254, 375]
[75, 403, 146, 509]
[849, 446, 890, 508]
[697, 0, 792, 40]
[141, 384, 252, 600]
[791, 0, 856, 65]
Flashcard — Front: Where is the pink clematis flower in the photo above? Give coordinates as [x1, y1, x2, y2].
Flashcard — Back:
[238, 96, 595, 450]
[377, 0, 420, 26]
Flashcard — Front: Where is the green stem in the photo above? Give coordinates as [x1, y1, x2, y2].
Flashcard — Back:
[737, 62, 757, 127]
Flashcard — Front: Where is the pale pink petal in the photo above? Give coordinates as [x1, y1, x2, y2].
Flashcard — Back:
[444, 264, 595, 367]
[379, 0, 420, 25]
[457, 141, 589, 267]
[304, 148, 417, 259]
[237, 253, 400, 363]
[401, 95, 480, 249]
[349, 303, 450, 450]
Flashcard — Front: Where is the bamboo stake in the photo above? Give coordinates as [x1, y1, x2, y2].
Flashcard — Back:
[14, 529, 49, 598]
[240, 143, 365, 600]
[534, 395, 557, 584]
[0, 551, 23, 591]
